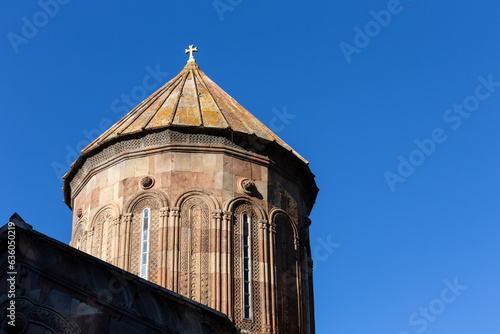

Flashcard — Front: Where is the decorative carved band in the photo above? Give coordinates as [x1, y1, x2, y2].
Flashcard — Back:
[70, 130, 242, 192]
[269, 222, 277, 234]
[222, 211, 232, 222]
[170, 207, 180, 217]
[258, 219, 269, 230]
[112, 215, 121, 226]
[211, 210, 222, 220]
[123, 213, 132, 223]
[160, 207, 170, 218]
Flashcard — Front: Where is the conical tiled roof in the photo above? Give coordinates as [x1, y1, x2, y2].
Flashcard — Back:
[82, 60, 307, 163]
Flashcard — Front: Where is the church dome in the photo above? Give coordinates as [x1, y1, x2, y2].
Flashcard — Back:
[81, 57, 306, 163]
[64, 48, 316, 209]
[63, 47, 318, 333]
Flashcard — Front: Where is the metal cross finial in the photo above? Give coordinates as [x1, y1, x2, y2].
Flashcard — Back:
[185, 45, 198, 63]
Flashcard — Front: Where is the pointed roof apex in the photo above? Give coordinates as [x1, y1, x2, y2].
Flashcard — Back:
[80, 58, 307, 164]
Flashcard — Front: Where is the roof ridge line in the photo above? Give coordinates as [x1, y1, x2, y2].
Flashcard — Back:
[195, 68, 231, 129]
[85, 74, 180, 150]
[191, 69, 204, 127]
[141, 73, 186, 130]
[201, 71, 254, 134]
[167, 69, 189, 126]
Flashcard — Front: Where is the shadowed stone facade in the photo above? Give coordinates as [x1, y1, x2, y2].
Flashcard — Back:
[63, 53, 318, 333]
[0, 214, 237, 334]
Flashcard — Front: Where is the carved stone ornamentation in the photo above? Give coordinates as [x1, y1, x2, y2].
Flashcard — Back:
[160, 207, 170, 218]
[233, 203, 261, 333]
[113, 215, 121, 226]
[123, 214, 132, 224]
[212, 211, 222, 220]
[90, 209, 115, 261]
[269, 222, 277, 234]
[2, 311, 27, 332]
[140, 176, 155, 189]
[258, 219, 269, 230]
[0, 299, 81, 334]
[64, 55, 319, 334]
[130, 197, 161, 283]
[223, 211, 233, 226]
[73, 224, 85, 251]
[237, 177, 255, 195]
[170, 207, 180, 218]
[179, 197, 210, 306]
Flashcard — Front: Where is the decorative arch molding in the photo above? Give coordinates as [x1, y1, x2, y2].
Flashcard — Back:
[71, 219, 87, 250]
[223, 195, 267, 221]
[88, 203, 120, 262]
[72, 217, 87, 239]
[174, 189, 221, 211]
[177, 191, 213, 305]
[89, 203, 120, 230]
[272, 210, 301, 334]
[269, 208, 299, 242]
[125, 191, 169, 214]
[231, 200, 263, 332]
[125, 191, 166, 284]
[0, 298, 81, 333]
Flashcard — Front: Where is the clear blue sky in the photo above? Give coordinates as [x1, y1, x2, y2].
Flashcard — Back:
[2, 1, 500, 333]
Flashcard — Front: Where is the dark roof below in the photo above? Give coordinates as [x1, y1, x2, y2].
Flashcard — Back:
[0, 214, 238, 334]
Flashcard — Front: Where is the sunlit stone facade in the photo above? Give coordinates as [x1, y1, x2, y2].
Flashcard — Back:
[64, 54, 318, 334]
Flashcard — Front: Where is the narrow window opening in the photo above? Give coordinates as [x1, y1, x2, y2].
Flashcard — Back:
[141, 208, 150, 279]
[242, 213, 252, 320]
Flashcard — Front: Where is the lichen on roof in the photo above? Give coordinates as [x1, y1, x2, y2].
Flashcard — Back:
[82, 52, 307, 164]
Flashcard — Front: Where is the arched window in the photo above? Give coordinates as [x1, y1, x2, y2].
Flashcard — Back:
[129, 195, 162, 283]
[233, 203, 261, 331]
[242, 213, 252, 319]
[140, 208, 150, 279]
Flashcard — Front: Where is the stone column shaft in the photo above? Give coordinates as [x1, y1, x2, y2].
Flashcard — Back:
[269, 221, 277, 333]
[160, 207, 169, 287]
[222, 211, 232, 319]
[259, 219, 271, 333]
[122, 213, 132, 271]
[112, 215, 121, 267]
[170, 207, 180, 292]
[212, 210, 222, 311]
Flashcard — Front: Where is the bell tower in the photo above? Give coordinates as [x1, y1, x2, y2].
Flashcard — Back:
[63, 47, 318, 334]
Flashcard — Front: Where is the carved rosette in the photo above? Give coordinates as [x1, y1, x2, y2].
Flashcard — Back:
[140, 176, 155, 189]
[170, 208, 180, 218]
[237, 177, 256, 195]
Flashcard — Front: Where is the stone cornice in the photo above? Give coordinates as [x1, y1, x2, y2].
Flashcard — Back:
[64, 128, 318, 214]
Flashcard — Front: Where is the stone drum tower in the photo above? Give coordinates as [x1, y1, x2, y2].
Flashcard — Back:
[63, 46, 318, 334]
